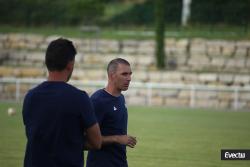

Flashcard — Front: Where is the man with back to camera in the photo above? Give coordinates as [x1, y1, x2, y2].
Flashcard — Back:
[87, 58, 137, 167]
[22, 38, 101, 167]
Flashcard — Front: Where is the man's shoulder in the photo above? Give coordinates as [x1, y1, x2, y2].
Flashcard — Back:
[67, 84, 87, 94]
[24, 82, 43, 97]
[66, 85, 90, 101]
[91, 89, 105, 99]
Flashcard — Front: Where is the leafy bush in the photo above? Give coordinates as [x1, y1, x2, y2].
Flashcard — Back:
[191, 0, 250, 25]
[107, 0, 182, 26]
[0, 0, 104, 26]
[106, 0, 249, 26]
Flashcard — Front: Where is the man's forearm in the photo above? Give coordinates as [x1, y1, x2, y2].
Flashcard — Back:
[101, 135, 119, 146]
[84, 135, 118, 150]
[86, 135, 137, 149]
[102, 135, 137, 148]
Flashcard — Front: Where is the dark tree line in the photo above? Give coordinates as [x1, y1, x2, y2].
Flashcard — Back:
[0, 0, 104, 26]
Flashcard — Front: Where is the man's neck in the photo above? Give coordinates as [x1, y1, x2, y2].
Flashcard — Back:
[105, 85, 121, 97]
[47, 71, 67, 82]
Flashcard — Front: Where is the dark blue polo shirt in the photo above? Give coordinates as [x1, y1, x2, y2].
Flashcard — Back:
[87, 89, 128, 167]
[22, 81, 97, 167]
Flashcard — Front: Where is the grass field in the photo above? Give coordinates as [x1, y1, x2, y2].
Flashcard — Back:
[0, 25, 249, 40]
[0, 102, 250, 167]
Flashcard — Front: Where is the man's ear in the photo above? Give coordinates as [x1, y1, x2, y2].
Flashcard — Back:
[66, 61, 74, 72]
[108, 71, 116, 80]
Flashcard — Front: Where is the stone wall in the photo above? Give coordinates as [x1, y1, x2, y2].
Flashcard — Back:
[1, 33, 250, 73]
[1, 33, 250, 109]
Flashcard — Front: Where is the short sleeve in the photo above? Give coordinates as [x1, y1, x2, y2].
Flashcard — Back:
[22, 91, 32, 126]
[80, 93, 97, 129]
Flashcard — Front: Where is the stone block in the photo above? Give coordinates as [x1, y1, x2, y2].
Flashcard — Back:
[137, 89, 147, 96]
[123, 47, 137, 54]
[188, 57, 210, 70]
[218, 74, 234, 84]
[234, 47, 247, 58]
[191, 38, 206, 56]
[101, 54, 118, 64]
[83, 54, 103, 64]
[182, 73, 199, 83]
[148, 71, 163, 82]
[96, 39, 119, 53]
[133, 70, 148, 82]
[178, 90, 191, 98]
[165, 38, 176, 47]
[25, 34, 45, 44]
[151, 96, 164, 106]
[218, 92, 233, 101]
[239, 92, 250, 101]
[176, 39, 189, 48]
[45, 35, 61, 44]
[198, 73, 217, 83]
[84, 69, 106, 80]
[137, 46, 154, 55]
[211, 58, 225, 67]
[195, 91, 217, 99]
[161, 72, 183, 83]
[222, 43, 237, 57]
[236, 41, 250, 48]
[18, 68, 45, 77]
[138, 40, 154, 54]
[218, 100, 230, 108]
[119, 55, 137, 66]
[165, 98, 188, 107]
[123, 88, 138, 96]
[126, 96, 146, 106]
[26, 52, 44, 62]
[234, 75, 250, 85]
[246, 59, 250, 68]
[195, 99, 219, 108]
[137, 55, 154, 67]
[4, 84, 16, 93]
[158, 90, 179, 98]
[0, 67, 14, 77]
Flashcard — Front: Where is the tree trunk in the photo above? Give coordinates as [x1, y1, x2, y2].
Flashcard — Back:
[155, 0, 166, 69]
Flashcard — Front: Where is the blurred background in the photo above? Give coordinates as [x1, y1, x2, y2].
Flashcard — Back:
[1, 1, 250, 167]
[1, 0, 250, 109]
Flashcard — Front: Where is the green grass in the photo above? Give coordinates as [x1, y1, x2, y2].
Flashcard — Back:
[127, 106, 250, 167]
[0, 102, 250, 167]
[0, 24, 249, 40]
[0, 102, 25, 167]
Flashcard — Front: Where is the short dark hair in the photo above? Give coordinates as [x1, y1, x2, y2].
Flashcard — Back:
[45, 38, 77, 71]
[107, 58, 130, 74]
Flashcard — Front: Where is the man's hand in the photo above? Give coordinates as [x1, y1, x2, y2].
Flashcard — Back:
[116, 135, 137, 148]
[102, 135, 137, 148]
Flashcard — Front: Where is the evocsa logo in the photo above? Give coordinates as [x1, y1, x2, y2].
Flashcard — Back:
[225, 152, 245, 159]
[221, 149, 250, 160]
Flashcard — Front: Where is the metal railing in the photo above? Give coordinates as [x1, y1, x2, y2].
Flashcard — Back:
[1, 77, 250, 110]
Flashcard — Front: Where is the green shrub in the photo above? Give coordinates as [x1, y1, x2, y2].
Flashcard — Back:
[0, 0, 104, 26]
[191, 0, 250, 25]
[107, 0, 182, 26]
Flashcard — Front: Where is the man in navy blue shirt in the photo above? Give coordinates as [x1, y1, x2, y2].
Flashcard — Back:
[22, 38, 101, 167]
[87, 58, 137, 167]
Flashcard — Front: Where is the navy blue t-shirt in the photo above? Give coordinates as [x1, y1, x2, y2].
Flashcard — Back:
[22, 81, 97, 167]
[87, 89, 128, 167]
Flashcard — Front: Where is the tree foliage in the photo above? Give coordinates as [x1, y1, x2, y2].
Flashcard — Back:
[0, 0, 104, 26]
[191, 0, 250, 25]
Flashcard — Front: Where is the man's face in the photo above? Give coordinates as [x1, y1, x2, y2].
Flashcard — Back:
[112, 64, 132, 92]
